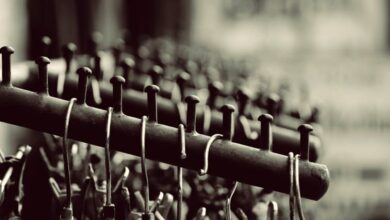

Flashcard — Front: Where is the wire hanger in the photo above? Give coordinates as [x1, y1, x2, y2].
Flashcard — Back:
[177, 123, 186, 220]
[289, 124, 313, 220]
[198, 134, 222, 176]
[140, 115, 153, 219]
[60, 97, 76, 220]
[221, 104, 238, 220]
[139, 84, 160, 219]
[112, 167, 130, 220]
[0, 145, 31, 218]
[99, 107, 115, 220]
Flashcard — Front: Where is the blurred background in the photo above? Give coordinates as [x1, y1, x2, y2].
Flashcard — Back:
[1, 0, 390, 219]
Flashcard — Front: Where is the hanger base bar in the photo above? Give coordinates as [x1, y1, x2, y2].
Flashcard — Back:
[0, 85, 329, 200]
[18, 70, 322, 161]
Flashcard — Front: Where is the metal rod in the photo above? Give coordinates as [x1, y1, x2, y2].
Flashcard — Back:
[0, 85, 329, 200]
[18, 72, 322, 161]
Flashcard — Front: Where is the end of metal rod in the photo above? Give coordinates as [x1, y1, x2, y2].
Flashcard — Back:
[35, 56, 51, 95]
[76, 67, 92, 105]
[0, 46, 14, 86]
[258, 114, 273, 151]
[176, 71, 190, 101]
[61, 43, 77, 74]
[266, 93, 281, 116]
[89, 32, 102, 56]
[110, 76, 126, 114]
[236, 88, 250, 116]
[184, 95, 200, 133]
[207, 81, 223, 109]
[145, 85, 160, 123]
[120, 57, 135, 85]
[148, 65, 163, 86]
[220, 104, 235, 141]
[41, 36, 52, 57]
[112, 39, 125, 67]
[298, 124, 313, 161]
[92, 52, 103, 81]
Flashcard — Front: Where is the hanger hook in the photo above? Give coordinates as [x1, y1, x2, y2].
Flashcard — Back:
[140, 115, 150, 213]
[294, 154, 305, 220]
[289, 152, 295, 220]
[177, 123, 186, 220]
[220, 104, 237, 220]
[104, 107, 113, 205]
[199, 134, 222, 176]
[100, 107, 116, 219]
[226, 181, 238, 220]
[113, 167, 130, 192]
[178, 124, 187, 159]
[61, 97, 76, 219]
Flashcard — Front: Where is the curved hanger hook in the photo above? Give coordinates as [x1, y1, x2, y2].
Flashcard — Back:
[179, 124, 187, 159]
[140, 115, 150, 213]
[288, 152, 295, 220]
[294, 155, 305, 220]
[226, 181, 238, 220]
[199, 134, 222, 176]
[62, 97, 76, 219]
[113, 167, 130, 192]
[288, 153, 306, 220]
[177, 123, 186, 220]
[104, 107, 113, 205]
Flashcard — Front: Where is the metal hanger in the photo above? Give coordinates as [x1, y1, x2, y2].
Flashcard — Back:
[221, 104, 238, 220]
[289, 123, 310, 220]
[289, 152, 295, 220]
[99, 107, 115, 220]
[198, 134, 222, 176]
[177, 123, 186, 220]
[0, 145, 31, 218]
[140, 115, 154, 219]
[138, 84, 160, 219]
[60, 97, 77, 220]
[112, 167, 131, 220]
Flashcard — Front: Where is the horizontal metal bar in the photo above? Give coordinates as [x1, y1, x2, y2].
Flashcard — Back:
[18, 69, 322, 161]
[0, 85, 329, 200]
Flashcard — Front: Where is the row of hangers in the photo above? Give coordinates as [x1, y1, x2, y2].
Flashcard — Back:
[13, 36, 323, 162]
[0, 34, 329, 219]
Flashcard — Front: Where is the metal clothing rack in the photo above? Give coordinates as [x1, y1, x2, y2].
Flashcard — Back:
[14, 60, 322, 162]
[0, 51, 329, 201]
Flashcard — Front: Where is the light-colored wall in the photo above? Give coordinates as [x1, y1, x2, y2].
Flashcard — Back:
[0, 0, 27, 61]
[192, 0, 388, 55]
